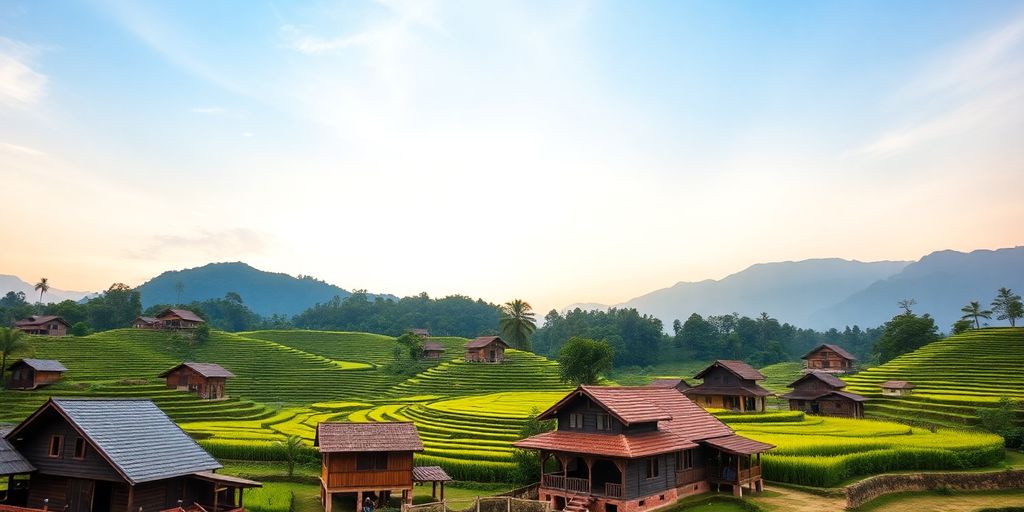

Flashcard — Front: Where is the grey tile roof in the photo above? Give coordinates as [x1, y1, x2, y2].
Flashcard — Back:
[0, 436, 35, 475]
[51, 398, 221, 484]
[9, 358, 68, 372]
[158, 362, 234, 378]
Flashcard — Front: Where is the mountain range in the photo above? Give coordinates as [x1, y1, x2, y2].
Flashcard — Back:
[568, 246, 1024, 331]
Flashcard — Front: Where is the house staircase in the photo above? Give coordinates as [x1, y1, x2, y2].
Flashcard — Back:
[564, 495, 594, 512]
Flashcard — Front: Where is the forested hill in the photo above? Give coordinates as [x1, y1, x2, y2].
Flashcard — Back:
[136, 262, 392, 316]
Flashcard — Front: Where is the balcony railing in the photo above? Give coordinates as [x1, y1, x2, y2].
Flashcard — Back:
[707, 464, 761, 484]
[675, 467, 706, 486]
[541, 475, 591, 494]
[603, 483, 622, 498]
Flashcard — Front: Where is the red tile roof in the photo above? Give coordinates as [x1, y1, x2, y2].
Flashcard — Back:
[514, 430, 696, 458]
[701, 434, 774, 455]
[694, 360, 765, 381]
[801, 343, 857, 361]
[648, 378, 690, 389]
[464, 336, 508, 349]
[881, 380, 915, 389]
[412, 466, 452, 482]
[538, 386, 673, 425]
[683, 384, 773, 398]
[316, 422, 424, 453]
[157, 309, 205, 323]
[787, 371, 847, 389]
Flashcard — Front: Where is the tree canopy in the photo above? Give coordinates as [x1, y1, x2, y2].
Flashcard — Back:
[557, 337, 614, 386]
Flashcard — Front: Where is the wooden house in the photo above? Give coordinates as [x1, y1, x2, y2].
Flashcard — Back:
[13, 317, 69, 337]
[159, 363, 234, 400]
[683, 361, 772, 413]
[514, 385, 774, 512]
[2, 398, 261, 512]
[155, 309, 205, 330]
[131, 317, 161, 329]
[410, 329, 430, 339]
[801, 344, 856, 373]
[464, 336, 508, 363]
[421, 341, 446, 360]
[647, 378, 691, 392]
[315, 422, 440, 512]
[881, 381, 915, 397]
[5, 360, 68, 390]
[1, 435, 35, 505]
[780, 372, 866, 419]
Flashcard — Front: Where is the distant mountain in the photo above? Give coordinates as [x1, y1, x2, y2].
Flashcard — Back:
[816, 247, 1024, 330]
[614, 259, 910, 329]
[135, 262, 390, 317]
[0, 275, 96, 303]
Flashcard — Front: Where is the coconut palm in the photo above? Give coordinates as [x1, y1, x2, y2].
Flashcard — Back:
[960, 301, 992, 329]
[500, 299, 537, 351]
[34, 277, 49, 306]
[0, 327, 28, 386]
[991, 287, 1023, 327]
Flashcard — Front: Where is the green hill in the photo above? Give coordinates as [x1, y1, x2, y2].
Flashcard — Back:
[388, 349, 570, 397]
[843, 327, 1024, 427]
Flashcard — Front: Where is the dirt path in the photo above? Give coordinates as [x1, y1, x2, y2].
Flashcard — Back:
[747, 487, 845, 512]
[747, 487, 1024, 511]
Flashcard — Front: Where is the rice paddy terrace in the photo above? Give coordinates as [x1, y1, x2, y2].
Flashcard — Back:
[843, 327, 1024, 428]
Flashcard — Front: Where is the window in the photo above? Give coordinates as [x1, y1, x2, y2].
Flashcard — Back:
[356, 453, 388, 471]
[48, 435, 63, 457]
[596, 414, 612, 431]
[675, 450, 693, 470]
[569, 413, 584, 429]
[73, 437, 87, 459]
[645, 457, 659, 479]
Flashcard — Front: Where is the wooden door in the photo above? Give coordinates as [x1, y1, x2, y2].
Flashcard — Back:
[66, 478, 95, 512]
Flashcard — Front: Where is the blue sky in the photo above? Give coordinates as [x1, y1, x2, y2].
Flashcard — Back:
[2, 0, 1023, 312]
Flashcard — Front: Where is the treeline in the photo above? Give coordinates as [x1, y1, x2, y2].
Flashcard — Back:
[533, 308, 664, 367]
[291, 292, 502, 337]
[0, 284, 142, 334]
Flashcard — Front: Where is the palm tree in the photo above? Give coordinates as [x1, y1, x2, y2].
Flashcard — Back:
[34, 277, 50, 306]
[960, 301, 992, 329]
[992, 287, 1023, 328]
[0, 327, 28, 386]
[278, 435, 304, 477]
[500, 299, 537, 351]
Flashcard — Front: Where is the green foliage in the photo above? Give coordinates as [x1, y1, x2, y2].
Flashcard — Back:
[557, 337, 614, 386]
[950, 318, 973, 335]
[535, 307, 663, 367]
[977, 397, 1024, 448]
[396, 332, 424, 360]
[872, 307, 940, 363]
[278, 435, 306, 476]
[960, 301, 993, 329]
[70, 322, 92, 337]
[193, 324, 212, 344]
[499, 300, 537, 351]
[0, 327, 29, 386]
[992, 287, 1023, 328]
[512, 407, 555, 484]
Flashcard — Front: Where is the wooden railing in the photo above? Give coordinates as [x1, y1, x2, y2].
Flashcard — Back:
[0, 506, 48, 512]
[326, 470, 412, 489]
[603, 483, 622, 498]
[675, 468, 706, 486]
[541, 475, 591, 494]
[707, 465, 761, 484]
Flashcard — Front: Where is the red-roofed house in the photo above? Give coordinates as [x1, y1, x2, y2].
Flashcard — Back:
[780, 371, 866, 419]
[464, 336, 508, 363]
[158, 362, 234, 399]
[683, 361, 772, 413]
[155, 309, 205, 330]
[801, 344, 857, 373]
[514, 385, 773, 512]
[13, 316, 70, 337]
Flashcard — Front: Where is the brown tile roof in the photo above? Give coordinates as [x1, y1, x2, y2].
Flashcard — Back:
[514, 430, 697, 458]
[539, 386, 672, 425]
[157, 309, 205, 323]
[881, 380, 915, 389]
[464, 336, 508, 349]
[683, 384, 773, 398]
[702, 434, 774, 455]
[159, 362, 234, 379]
[316, 422, 424, 453]
[648, 378, 691, 389]
[829, 391, 868, 402]
[412, 466, 452, 482]
[781, 389, 867, 402]
[694, 360, 765, 381]
[422, 341, 446, 352]
[788, 371, 847, 389]
[801, 344, 857, 361]
[14, 315, 69, 328]
[135, 316, 160, 324]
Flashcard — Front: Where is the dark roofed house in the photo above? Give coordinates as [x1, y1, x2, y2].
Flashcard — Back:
[155, 309, 205, 330]
[781, 372, 865, 419]
[421, 341, 446, 360]
[316, 422, 434, 512]
[6, 359, 68, 390]
[159, 362, 235, 400]
[514, 385, 773, 512]
[3, 398, 260, 512]
[647, 378, 691, 392]
[801, 344, 857, 374]
[683, 361, 772, 413]
[464, 336, 508, 363]
[13, 316, 70, 337]
[881, 381, 915, 397]
[131, 316, 161, 329]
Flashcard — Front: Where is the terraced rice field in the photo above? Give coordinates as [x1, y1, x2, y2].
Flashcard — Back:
[843, 328, 1024, 427]
[389, 350, 570, 397]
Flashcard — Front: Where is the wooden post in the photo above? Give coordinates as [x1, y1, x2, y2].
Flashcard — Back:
[440, 482, 445, 502]
[213, 485, 219, 512]
[126, 485, 135, 512]
[584, 457, 593, 494]
[325, 491, 332, 512]
[357, 491, 363, 512]
[738, 396, 745, 412]
[239, 487, 245, 509]
[432, 482, 437, 500]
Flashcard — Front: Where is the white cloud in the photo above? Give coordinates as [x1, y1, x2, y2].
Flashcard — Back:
[0, 37, 47, 106]
[0, 141, 46, 157]
[190, 106, 227, 114]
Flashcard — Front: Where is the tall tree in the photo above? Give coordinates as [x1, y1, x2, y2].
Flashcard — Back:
[557, 337, 614, 386]
[175, 281, 185, 305]
[34, 277, 50, 306]
[500, 299, 537, 351]
[873, 310, 940, 363]
[991, 287, 1023, 328]
[960, 301, 992, 329]
[0, 327, 28, 386]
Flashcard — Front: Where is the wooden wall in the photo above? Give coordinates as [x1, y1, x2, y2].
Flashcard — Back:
[322, 452, 413, 490]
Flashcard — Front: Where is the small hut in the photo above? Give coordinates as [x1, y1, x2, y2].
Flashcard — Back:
[881, 380, 915, 396]
[159, 362, 234, 399]
[647, 378, 691, 392]
[801, 344, 857, 373]
[781, 371, 866, 419]
[683, 360, 772, 413]
[155, 308, 205, 329]
[5, 359, 68, 390]
[464, 336, 508, 363]
[13, 316, 70, 337]
[421, 341, 446, 360]
[132, 316, 161, 329]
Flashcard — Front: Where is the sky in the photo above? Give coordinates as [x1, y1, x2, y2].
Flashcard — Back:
[2, 0, 1023, 314]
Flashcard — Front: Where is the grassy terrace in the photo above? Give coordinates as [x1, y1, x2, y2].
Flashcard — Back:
[388, 349, 570, 397]
[842, 328, 1024, 427]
